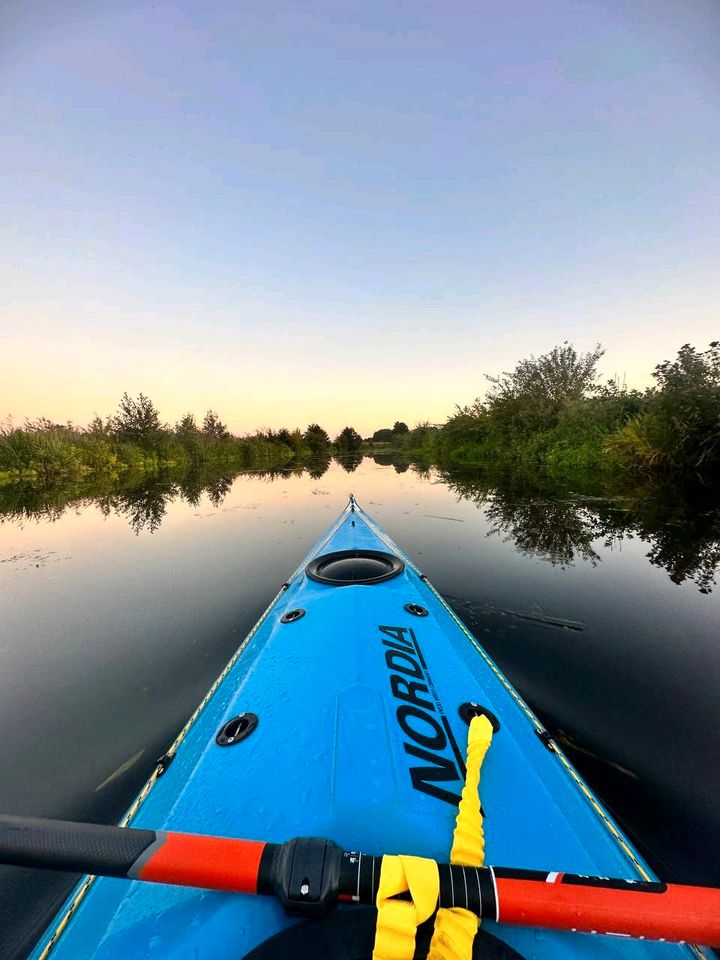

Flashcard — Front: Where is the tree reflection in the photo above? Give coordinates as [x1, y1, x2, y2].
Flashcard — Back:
[306, 456, 331, 479]
[438, 466, 720, 592]
[334, 451, 363, 473]
[488, 498, 602, 567]
[2, 457, 719, 592]
[255, 462, 309, 481]
[205, 474, 233, 508]
[0, 474, 117, 527]
[595, 481, 720, 594]
[0, 459, 335, 534]
[1, 466, 259, 534]
[370, 453, 411, 473]
[102, 480, 173, 535]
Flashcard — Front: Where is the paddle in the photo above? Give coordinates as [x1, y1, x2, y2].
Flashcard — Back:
[1, 815, 718, 946]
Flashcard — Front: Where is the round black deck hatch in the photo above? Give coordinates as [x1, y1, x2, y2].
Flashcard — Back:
[306, 549, 404, 586]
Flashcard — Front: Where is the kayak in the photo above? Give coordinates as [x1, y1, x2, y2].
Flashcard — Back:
[26, 498, 713, 959]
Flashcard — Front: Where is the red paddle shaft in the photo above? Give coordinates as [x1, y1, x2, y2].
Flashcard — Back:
[493, 872, 720, 945]
[0, 816, 718, 946]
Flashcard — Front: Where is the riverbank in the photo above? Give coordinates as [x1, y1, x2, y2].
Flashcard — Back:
[375, 341, 720, 480]
[0, 428, 298, 488]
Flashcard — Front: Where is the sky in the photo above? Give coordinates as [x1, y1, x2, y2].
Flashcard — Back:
[1, 0, 718, 436]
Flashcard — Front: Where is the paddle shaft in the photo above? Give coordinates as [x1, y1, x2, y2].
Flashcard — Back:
[1, 816, 718, 946]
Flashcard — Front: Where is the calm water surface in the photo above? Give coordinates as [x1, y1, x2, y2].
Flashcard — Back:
[1, 457, 719, 958]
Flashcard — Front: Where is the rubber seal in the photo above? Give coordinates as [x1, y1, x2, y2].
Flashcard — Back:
[280, 609, 306, 623]
[404, 603, 428, 617]
[306, 550, 404, 586]
[459, 702, 501, 732]
[216, 712, 259, 746]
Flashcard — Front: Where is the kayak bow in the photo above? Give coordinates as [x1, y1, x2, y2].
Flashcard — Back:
[23, 498, 714, 960]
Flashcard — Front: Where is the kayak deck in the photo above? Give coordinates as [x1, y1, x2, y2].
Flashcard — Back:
[31, 501, 708, 959]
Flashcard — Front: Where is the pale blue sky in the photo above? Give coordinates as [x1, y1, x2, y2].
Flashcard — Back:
[2, 0, 718, 433]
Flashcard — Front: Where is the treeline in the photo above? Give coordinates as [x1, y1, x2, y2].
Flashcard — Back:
[0, 393, 363, 486]
[368, 421, 409, 444]
[392, 341, 720, 476]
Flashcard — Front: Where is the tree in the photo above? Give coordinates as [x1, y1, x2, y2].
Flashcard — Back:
[653, 341, 719, 397]
[175, 413, 199, 440]
[174, 414, 202, 459]
[334, 426, 363, 451]
[487, 342, 604, 406]
[273, 428, 306, 453]
[304, 423, 331, 452]
[648, 341, 720, 469]
[86, 416, 109, 437]
[484, 343, 605, 436]
[202, 410, 229, 441]
[371, 423, 409, 441]
[289, 428, 306, 452]
[111, 393, 162, 446]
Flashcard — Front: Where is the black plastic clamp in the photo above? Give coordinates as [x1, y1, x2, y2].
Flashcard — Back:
[258, 837, 343, 917]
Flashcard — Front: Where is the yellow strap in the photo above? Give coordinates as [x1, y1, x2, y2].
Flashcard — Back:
[428, 714, 494, 960]
[372, 854, 439, 960]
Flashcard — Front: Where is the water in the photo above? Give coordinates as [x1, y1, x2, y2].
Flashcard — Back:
[1, 457, 718, 958]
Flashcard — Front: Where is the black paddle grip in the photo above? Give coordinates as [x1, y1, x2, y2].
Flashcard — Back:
[0, 815, 157, 876]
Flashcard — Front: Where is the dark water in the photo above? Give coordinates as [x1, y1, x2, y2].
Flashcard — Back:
[1, 457, 719, 958]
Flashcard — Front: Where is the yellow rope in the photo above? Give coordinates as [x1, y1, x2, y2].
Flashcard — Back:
[428, 713, 493, 960]
[450, 715, 493, 867]
[372, 715, 493, 960]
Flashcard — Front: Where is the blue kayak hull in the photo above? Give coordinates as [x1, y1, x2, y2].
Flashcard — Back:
[31, 502, 710, 959]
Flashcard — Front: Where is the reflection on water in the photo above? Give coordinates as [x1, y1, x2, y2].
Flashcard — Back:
[334, 450, 363, 472]
[437, 465, 720, 593]
[307, 456, 332, 479]
[369, 452, 411, 473]
[0, 459, 333, 535]
[0, 455, 719, 957]
[3, 457, 718, 591]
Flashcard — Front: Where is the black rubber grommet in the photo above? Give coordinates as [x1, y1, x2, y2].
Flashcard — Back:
[306, 549, 404, 586]
[459, 702, 501, 732]
[404, 603, 428, 617]
[216, 712, 258, 746]
[280, 608, 306, 623]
